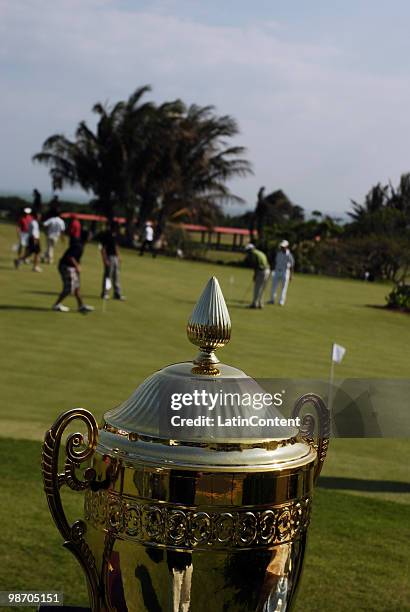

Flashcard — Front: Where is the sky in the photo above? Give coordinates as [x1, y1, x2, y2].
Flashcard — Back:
[2, 0, 410, 216]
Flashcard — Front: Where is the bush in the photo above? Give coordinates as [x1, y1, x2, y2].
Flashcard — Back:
[293, 235, 410, 281]
[162, 224, 209, 260]
[386, 284, 410, 312]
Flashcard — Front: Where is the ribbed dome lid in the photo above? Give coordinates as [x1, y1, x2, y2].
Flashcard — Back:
[102, 278, 298, 445]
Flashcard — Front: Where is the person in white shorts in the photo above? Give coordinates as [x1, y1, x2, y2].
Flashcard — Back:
[42, 209, 65, 264]
[15, 207, 32, 261]
[52, 234, 94, 313]
[268, 240, 295, 306]
[15, 211, 42, 271]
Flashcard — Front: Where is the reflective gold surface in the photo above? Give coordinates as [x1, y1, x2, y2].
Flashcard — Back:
[82, 452, 314, 612]
[86, 530, 307, 612]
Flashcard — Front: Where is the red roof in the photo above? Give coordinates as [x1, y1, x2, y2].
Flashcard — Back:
[60, 214, 254, 236]
[181, 223, 253, 236]
[61, 212, 126, 223]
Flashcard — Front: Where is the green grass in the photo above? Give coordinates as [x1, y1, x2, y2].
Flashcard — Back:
[0, 222, 409, 611]
[198, 248, 244, 264]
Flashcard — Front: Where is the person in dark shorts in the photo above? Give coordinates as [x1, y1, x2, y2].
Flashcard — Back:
[99, 221, 125, 300]
[140, 220, 156, 257]
[52, 233, 94, 313]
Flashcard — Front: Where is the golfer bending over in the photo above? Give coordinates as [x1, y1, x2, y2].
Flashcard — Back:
[52, 232, 94, 313]
[245, 243, 271, 309]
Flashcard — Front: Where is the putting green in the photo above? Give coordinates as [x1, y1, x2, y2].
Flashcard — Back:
[0, 222, 409, 611]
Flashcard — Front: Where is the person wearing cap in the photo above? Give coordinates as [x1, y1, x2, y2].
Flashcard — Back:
[42, 207, 66, 264]
[15, 207, 32, 263]
[245, 243, 271, 309]
[14, 210, 42, 271]
[268, 240, 295, 306]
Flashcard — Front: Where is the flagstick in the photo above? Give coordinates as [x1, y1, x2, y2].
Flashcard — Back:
[328, 354, 335, 413]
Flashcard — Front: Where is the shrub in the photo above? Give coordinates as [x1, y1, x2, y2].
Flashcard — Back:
[386, 284, 410, 312]
[162, 224, 209, 260]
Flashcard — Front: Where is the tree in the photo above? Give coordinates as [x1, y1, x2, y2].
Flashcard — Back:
[349, 183, 390, 222]
[348, 176, 410, 238]
[251, 188, 304, 241]
[154, 104, 252, 237]
[33, 86, 156, 235]
[33, 87, 252, 243]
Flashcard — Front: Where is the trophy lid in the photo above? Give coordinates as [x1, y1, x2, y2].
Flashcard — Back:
[99, 278, 313, 470]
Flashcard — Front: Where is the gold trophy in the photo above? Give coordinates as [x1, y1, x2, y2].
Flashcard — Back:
[42, 277, 329, 611]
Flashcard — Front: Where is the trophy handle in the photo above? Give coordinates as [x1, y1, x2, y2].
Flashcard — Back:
[42, 408, 102, 611]
[292, 393, 330, 483]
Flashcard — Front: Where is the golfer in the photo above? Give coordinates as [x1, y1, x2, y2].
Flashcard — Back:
[99, 221, 125, 300]
[15, 207, 32, 262]
[245, 243, 271, 309]
[268, 240, 295, 306]
[140, 220, 156, 257]
[42, 208, 65, 264]
[15, 211, 42, 271]
[52, 232, 94, 313]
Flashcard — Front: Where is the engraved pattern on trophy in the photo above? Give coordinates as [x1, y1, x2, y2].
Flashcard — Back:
[292, 393, 330, 481]
[41, 408, 102, 611]
[84, 489, 312, 550]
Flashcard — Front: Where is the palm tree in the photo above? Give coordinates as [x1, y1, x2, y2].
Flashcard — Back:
[139, 102, 252, 238]
[349, 183, 389, 221]
[33, 87, 252, 243]
[33, 86, 155, 224]
[389, 173, 410, 216]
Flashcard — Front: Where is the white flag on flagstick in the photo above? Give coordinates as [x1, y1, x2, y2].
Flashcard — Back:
[332, 343, 346, 364]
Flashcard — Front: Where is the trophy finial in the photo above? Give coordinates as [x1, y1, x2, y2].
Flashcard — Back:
[187, 276, 231, 375]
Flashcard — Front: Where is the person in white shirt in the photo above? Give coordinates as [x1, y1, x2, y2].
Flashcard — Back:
[28, 212, 42, 272]
[268, 240, 295, 306]
[15, 211, 42, 271]
[42, 209, 65, 264]
[140, 221, 156, 257]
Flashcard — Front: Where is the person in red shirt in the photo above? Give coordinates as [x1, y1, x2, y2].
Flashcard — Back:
[68, 213, 81, 245]
[16, 207, 32, 260]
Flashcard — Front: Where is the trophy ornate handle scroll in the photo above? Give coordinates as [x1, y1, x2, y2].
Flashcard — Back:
[41, 408, 102, 611]
[291, 392, 331, 482]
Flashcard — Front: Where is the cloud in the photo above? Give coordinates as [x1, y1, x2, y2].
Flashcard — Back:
[1, 0, 410, 213]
